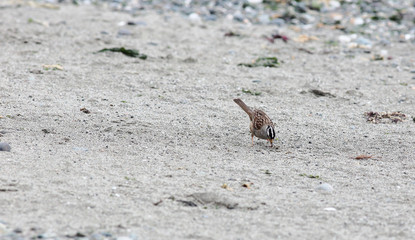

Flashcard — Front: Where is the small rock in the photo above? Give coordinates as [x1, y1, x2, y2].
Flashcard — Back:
[379, 49, 388, 57]
[0, 223, 8, 234]
[329, 1, 341, 9]
[42, 129, 51, 134]
[117, 21, 126, 26]
[204, 15, 217, 21]
[330, 13, 343, 21]
[352, 17, 364, 25]
[80, 107, 90, 114]
[293, 1, 307, 13]
[316, 183, 333, 192]
[116, 237, 133, 240]
[100, 232, 112, 238]
[233, 11, 244, 22]
[355, 37, 372, 47]
[270, 18, 285, 26]
[258, 14, 270, 24]
[324, 207, 337, 211]
[127, 21, 146, 26]
[90, 233, 103, 240]
[299, 14, 315, 24]
[189, 13, 202, 24]
[38, 231, 57, 239]
[0, 143, 11, 152]
[117, 29, 132, 36]
[338, 35, 351, 43]
[65, 232, 87, 238]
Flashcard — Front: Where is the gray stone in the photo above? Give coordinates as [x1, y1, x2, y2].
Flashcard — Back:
[270, 18, 285, 26]
[258, 14, 270, 25]
[204, 15, 217, 21]
[300, 14, 315, 24]
[116, 237, 133, 240]
[117, 29, 132, 36]
[233, 11, 244, 22]
[355, 37, 372, 47]
[0, 143, 11, 152]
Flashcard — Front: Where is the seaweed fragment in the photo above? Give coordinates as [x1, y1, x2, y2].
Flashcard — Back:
[97, 47, 147, 59]
[242, 88, 261, 96]
[299, 173, 320, 179]
[224, 31, 241, 37]
[238, 57, 280, 68]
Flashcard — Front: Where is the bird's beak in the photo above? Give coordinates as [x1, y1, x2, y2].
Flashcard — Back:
[269, 139, 273, 147]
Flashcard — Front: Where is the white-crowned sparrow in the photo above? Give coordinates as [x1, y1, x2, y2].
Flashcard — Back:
[234, 98, 276, 147]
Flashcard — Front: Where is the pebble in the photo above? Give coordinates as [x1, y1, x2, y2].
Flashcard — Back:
[270, 18, 285, 26]
[324, 207, 337, 211]
[293, 1, 307, 13]
[101, 232, 112, 237]
[45, 0, 415, 47]
[116, 237, 133, 240]
[127, 21, 146, 26]
[0, 142, 11, 152]
[355, 37, 372, 47]
[352, 17, 364, 25]
[37, 231, 57, 239]
[248, 0, 262, 4]
[117, 29, 132, 36]
[204, 14, 217, 21]
[329, 1, 341, 9]
[379, 49, 388, 57]
[232, 11, 244, 22]
[315, 183, 333, 192]
[338, 35, 351, 43]
[330, 13, 343, 21]
[299, 14, 315, 24]
[90, 233, 104, 240]
[188, 13, 202, 24]
[0, 223, 8, 234]
[258, 14, 270, 25]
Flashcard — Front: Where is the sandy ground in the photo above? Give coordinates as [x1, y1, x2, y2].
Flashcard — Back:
[1, 2, 415, 239]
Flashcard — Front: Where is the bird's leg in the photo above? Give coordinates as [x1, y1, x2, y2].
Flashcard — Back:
[251, 134, 254, 146]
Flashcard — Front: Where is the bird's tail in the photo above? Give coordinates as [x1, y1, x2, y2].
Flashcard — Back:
[233, 99, 254, 119]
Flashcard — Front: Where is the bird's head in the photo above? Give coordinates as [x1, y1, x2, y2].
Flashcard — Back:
[266, 125, 275, 146]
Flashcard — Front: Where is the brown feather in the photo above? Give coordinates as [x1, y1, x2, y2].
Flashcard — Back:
[252, 110, 273, 130]
[233, 98, 254, 120]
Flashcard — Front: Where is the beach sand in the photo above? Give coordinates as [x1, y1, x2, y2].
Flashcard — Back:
[1, 2, 415, 239]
